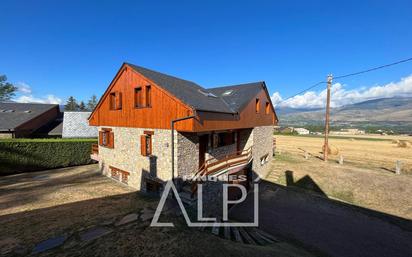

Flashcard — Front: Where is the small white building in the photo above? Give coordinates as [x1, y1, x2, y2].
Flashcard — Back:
[294, 128, 310, 135]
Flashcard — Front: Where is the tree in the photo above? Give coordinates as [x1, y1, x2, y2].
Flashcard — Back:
[78, 101, 86, 111]
[0, 75, 17, 101]
[65, 96, 79, 111]
[87, 95, 98, 111]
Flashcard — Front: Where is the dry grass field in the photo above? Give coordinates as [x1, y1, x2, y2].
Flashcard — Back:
[268, 135, 412, 220]
[275, 134, 412, 173]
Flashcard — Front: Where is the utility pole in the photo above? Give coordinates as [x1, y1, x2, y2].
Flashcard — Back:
[323, 74, 333, 162]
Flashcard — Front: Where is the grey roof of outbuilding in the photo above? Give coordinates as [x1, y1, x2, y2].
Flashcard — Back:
[0, 102, 59, 131]
[127, 63, 265, 114]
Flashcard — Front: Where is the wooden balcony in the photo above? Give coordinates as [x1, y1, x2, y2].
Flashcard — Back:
[202, 147, 252, 177]
[191, 147, 253, 194]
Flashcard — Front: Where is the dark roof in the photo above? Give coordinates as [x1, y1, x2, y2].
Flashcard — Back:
[34, 115, 63, 136]
[0, 102, 59, 131]
[208, 82, 264, 112]
[127, 63, 265, 114]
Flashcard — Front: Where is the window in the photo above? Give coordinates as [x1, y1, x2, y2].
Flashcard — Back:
[265, 102, 270, 114]
[135, 87, 143, 108]
[109, 93, 116, 110]
[141, 131, 154, 156]
[109, 92, 122, 110]
[145, 85, 151, 107]
[256, 98, 260, 113]
[110, 166, 130, 184]
[213, 132, 235, 148]
[260, 153, 269, 166]
[99, 128, 114, 148]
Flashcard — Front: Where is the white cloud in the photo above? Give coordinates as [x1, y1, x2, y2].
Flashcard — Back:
[270, 92, 283, 106]
[272, 74, 412, 109]
[12, 81, 62, 104]
[15, 94, 62, 104]
[16, 82, 32, 94]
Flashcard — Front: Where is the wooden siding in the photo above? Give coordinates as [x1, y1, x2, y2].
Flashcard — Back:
[89, 65, 194, 131]
[90, 64, 278, 132]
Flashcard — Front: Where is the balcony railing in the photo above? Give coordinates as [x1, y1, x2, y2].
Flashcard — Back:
[191, 147, 253, 195]
[201, 147, 252, 176]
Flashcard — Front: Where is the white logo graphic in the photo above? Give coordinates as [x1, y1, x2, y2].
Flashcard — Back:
[150, 179, 259, 227]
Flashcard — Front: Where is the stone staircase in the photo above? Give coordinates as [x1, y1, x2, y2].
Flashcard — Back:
[199, 223, 279, 245]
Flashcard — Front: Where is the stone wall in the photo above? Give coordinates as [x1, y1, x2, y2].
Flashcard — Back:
[251, 126, 274, 179]
[206, 143, 237, 162]
[176, 132, 199, 178]
[98, 127, 200, 192]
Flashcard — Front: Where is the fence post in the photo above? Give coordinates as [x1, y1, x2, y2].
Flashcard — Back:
[339, 155, 344, 165]
[395, 160, 402, 175]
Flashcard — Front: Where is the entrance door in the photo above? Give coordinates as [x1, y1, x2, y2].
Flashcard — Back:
[199, 135, 209, 168]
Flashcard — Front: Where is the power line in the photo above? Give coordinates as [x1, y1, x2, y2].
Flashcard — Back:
[278, 81, 326, 104]
[334, 56, 412, 80]
[277, 56, 412, 104]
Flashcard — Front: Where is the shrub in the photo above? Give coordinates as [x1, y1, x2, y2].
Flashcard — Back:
[0, 138, 97, 175]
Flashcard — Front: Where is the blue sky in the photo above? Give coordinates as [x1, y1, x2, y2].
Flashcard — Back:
[1, 0, 412, 107]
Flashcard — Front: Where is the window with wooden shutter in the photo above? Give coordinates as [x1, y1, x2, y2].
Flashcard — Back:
[109, 93, 116, 110]
[265, 102, 270, 114]
[141, 135, 147, 156]
[145, 85, 151, 107]
[256, 98, 260, 113]
[135, 87, 143, 108]
[99, 131, 103, 145]
[108, 132, 114, 148]
[140, 132, 152, 156]
[115, 92, 122, 110]
[100, 129, 114, 148]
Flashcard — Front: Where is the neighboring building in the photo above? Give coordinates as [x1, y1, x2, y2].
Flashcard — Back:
[294, 127, 310, 135]
[0, 102, 61, 138]
[330, 128, 365, 135]
[89, 63, 278, 211]
[62, 112, 98, 138]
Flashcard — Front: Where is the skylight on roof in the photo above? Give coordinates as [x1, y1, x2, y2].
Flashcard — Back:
[24, 110, 32, 113]
[198, 89, 218, 98]
[222, 90, 233, 96]
[2, 110, 14, 113]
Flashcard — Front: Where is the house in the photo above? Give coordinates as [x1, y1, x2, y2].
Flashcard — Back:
[0, 102, 61, 138]
[330, 128, 365, 135]
[89, 63, 278, 207]
[62, 112, 98, 138]
[294, 127, 310, 135]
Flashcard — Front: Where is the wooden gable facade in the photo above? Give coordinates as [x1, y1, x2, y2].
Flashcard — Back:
[89, 63, 278, 132]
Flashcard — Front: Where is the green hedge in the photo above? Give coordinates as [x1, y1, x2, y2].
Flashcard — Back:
[0, 138, 97, 175]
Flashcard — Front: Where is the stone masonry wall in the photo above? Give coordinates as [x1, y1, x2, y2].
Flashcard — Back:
[98, 127, 200, 191]
[176, 132, 199, 179]
[251, 125, 274, 179]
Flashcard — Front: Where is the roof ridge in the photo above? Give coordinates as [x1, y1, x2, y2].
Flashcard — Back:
[125, 62, 206, 90]
[208, 81, 264, 90]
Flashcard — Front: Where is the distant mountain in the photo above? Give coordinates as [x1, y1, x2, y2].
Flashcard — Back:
[277, 97, 412, 132]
